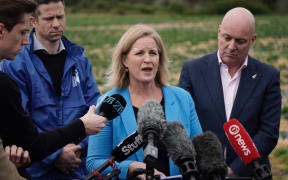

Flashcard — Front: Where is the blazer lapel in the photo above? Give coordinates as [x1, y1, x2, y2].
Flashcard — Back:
[202, 53, 227, 123]
[162, 86, 178, 123]
[230, 57, 260, 119]
[118, 86, 179, 161]
[118, 88, 143, 161]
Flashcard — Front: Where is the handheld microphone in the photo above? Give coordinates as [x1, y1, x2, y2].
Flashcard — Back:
[137, 100, 165, 180]
[75, 94, 126, 144]
[111, 131, 143, 162]
[95, 94, 126, 120]
[84, 131, 144, 180]
[192, 131, 227, 180]
[161, 121, 199, 180]
[223, 119, 272, 180]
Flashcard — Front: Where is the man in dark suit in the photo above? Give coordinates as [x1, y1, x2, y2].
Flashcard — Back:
[179, 7, 281, 178]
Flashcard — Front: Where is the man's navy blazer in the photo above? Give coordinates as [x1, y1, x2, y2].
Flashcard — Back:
[179, 52, 282, 176]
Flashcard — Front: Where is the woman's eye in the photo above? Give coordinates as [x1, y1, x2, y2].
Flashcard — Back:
[150, 51, 158, 55]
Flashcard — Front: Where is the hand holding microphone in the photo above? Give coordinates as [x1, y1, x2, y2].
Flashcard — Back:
[80, 105, 107, 135]
[128, 161, 166, 180]
[94, 94, 126, 120]
[81, 94, 127, 136]
[86, 99, 165, 180]
[137, 100, 165, 163]
[137, 100, 166, 180]
[85, 131, 144, 180]
[223, 119, 272, 180]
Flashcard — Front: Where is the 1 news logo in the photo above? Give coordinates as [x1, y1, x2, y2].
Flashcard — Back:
[229, 124, 240, 135]
[228, 124, 251, 156]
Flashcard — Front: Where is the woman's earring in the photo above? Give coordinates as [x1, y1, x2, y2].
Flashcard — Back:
[125, 67, 129, 72]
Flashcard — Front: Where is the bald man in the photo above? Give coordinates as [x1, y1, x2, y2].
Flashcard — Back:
[179, 7, 281, 178]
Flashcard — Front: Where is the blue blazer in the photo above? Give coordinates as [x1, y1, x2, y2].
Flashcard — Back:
[179, 52, 281, 176]
[87, 86, 202, 179]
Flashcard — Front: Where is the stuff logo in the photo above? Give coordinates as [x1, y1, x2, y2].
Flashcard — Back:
[121, 134, 143, 155]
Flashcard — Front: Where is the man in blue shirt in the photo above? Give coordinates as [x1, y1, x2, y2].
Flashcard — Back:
[2, 0, 101, 179]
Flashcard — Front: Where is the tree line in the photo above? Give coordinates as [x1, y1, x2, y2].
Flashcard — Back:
[65, 0, 288, 14]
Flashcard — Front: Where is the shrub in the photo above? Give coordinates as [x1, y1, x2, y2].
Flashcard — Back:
[195, 0, 271, 15]
[274, 148, 288, 166]
[279, 131, 288, 139]
[283, 106, 288, 119]
[110, 2, 157, 15]
[274, 148, 288, 158]
[133, 4, 156, 14]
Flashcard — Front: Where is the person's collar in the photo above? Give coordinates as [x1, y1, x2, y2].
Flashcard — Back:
[33, 33, 65, 54]
[217, 50, 248, 70]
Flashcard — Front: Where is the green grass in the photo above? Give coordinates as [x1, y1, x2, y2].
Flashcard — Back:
[274, 148, 288, 164]
[65, 13, 288, 130]
[64, 14, 288, 179]
[65, 14, 288, 92]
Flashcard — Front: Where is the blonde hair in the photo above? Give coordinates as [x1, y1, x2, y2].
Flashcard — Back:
[105, 24, 169, 90]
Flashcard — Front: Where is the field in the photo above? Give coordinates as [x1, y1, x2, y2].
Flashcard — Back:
[65, 14, 288, 179]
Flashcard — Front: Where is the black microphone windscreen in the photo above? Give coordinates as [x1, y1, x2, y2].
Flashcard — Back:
[94, 95, 109, 115]
[100, 94, 126, 120]
[111, 94, 127, 108]
[161, 121, 196, 165]
[192, 131, 227, 179]
[137, 100, 165, 139]
[111, 131, 143, 162]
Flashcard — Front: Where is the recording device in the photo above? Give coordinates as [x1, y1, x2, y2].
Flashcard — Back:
[137, 100, 165, 180]
[111, 131, 143, 161]
[192, 131, 227, 180]
[161, 121, 198, 180]
[95, 94, 126, 120]
[223, 119, 272, 180]
[84, 131, 144, 180]
[75, 94, 126, 145]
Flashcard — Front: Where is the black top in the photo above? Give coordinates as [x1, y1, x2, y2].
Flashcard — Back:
[35, 50, 66, 95]
[133, 99, 170, 176]
[0, 71, 86, 161]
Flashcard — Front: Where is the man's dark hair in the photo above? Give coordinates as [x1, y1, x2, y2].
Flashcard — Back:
[0, 0, 37, 32]
[33, 0, 65, 18]
[35, 0, 64, 4]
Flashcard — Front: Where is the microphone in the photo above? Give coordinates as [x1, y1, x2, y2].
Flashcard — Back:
[223, 119, 272, 180]
[75, 94, 126, 145]
[137, 100, 165, 180]
[95, 94, 126, 120]
[192, 131, 227, 180]
[161, 121, 198, 180]
[111, 131, 143, 162]
[84, 131, 144, 180]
